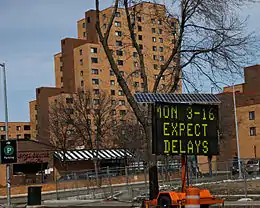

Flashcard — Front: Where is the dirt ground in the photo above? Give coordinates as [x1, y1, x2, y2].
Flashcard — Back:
[171, 179, 260, 196]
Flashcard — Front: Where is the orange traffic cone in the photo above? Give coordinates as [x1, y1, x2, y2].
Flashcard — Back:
[185, 187, 200, 208]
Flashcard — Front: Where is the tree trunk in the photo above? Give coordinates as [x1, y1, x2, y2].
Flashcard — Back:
[94, 159, 99, 187]
[144, 112, 158, 200]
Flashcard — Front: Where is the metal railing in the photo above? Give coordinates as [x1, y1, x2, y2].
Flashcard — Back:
[55, 158, 260, 201]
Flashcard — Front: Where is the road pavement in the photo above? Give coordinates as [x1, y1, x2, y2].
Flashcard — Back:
[0, 174, 246, 206]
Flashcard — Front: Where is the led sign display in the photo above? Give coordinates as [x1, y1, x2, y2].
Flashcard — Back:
[152, 103, 219, 155]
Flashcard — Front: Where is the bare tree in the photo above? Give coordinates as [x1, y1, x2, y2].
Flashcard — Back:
[49, 89, 116, 187]
[49, 95, 80, 169]
[95, 0, 258, 163]
[113, 114, 146, 163]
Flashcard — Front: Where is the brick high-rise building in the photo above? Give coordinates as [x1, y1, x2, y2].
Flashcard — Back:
[217, 65, 260, 168]
[30, 2, 181, 142]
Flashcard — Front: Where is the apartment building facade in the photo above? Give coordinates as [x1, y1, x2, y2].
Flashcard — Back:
[30, 2, 181, 143]
[0, 122, 31, 140]
[217, 65, 260, 167]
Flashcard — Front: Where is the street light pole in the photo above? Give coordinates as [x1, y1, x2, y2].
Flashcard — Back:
[232, 84, 242, 179]
[0, 63, 11, 206]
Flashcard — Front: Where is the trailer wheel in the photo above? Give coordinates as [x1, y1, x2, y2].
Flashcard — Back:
[201, 205, 209, 208]
[158, 195, 172, 208]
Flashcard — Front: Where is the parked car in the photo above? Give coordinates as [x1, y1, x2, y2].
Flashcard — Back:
[246, 159, 260, 174]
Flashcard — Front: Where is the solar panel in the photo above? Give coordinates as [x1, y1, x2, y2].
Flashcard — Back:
[134, 93, 220, 104]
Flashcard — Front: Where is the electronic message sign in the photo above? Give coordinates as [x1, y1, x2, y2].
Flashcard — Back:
[152, 103, 219, 155]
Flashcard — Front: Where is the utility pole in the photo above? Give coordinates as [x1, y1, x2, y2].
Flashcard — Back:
[232, 84, 242, 179]
[0, 63, 11, 206]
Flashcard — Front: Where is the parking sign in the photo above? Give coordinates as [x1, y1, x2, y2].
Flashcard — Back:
[0, 140, 17, 164]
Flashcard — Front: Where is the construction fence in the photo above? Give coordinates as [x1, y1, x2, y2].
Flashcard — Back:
[55, 158, 260, 200]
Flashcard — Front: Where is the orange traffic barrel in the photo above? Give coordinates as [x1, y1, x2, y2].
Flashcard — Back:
[185, 187, 200, 208]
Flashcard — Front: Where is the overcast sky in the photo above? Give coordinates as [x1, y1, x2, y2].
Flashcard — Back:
[0, 0, 260, 122]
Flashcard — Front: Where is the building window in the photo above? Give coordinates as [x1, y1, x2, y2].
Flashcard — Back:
[119, 71, 124, 76]
[103, 14, 106, 20]
[65, 108, 74, 114]
[82, 22, 86, 28]
[159, 47, 164, 52]
[118, 60, 124, 66]
[80, 71, 83, 76]
[119, 100, 125, 106]
[138, 25, 142, 31]
[134, 72, 139, 78]
[103, 24, 107, 29]
[35, 105, 38, 110]
[1, 135, 6, 140]
[81, 80, 84, 86]
[0, 126, 6, 131]
[138, 35, 142, 40]
[110, 80, 115, 85]
[137, 16, 142, 22]
[79, 49, 83, 55]
[160, 56, 164, 61]
[141, 83, 144, 88]
[134, 61, 138, 67]
[110, 70, 114, 76]
[250, 127, 256, 136]
[151, 19, 155, 24]
[249, 111, 255, 120]
[153, 46, 157, 51]
[153, 55, 157, 60]
[66, 98, 73, 104]
[24, 134, 31, 139]
[158, 19, 162, 25]
[115, 31, 122, 36]
[16, 126, 21, 131]
[91, 57, 98, 63]
[60, 66, 63, 72]
[83, 32, 86, 37]
[94, 89, 100, 95]
[115, 21, 121, 27]
[61, 77, 63, 82]
[139, 44, 143, 50]
[134, 82, 139, 87]
[92, 79, 99, 85]
[116, 41, 122, 46]
[111, 90, 115, 95]
[152, 37, 156, 42]
[111, 100, 116, 106]
[118, 90, 124, 96]
[91, 47, 98, 53]
[133, 52, 138, 57]
[115, 12, 121, 17]
[158, 28, 162, 34]
[152, 28, 156, 33]
[17, 134, 21, 139]
[154, 64, 158, 70]
[92, 68, 99, 74]
[116, 50, 123, 56]
[159, 38, 163, 43]
[93, 99, 100, 105]
[87, 17, 91, 23]
[111, 109, 116, 116]
[120, 110, 126, 116]
[80, 59, 83, 65]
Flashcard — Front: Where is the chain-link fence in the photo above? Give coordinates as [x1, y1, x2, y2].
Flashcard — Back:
[55, 158, 260, 201]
